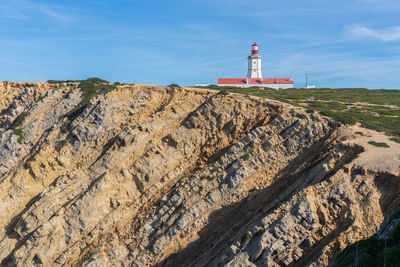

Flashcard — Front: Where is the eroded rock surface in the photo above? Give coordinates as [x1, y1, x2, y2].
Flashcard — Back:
[0, 83, 399, 266]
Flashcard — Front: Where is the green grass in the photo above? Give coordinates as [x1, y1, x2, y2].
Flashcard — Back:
[307, 100, 348, 111]
[368, 141, 390, 148]
[195, 86, 400, 137]
[199, 86, 400, 106]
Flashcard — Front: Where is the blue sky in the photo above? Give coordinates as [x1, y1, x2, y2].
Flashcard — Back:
[1, 0, 400, 88]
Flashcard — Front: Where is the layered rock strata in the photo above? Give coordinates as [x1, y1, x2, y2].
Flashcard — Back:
[0, 83, 399, 266]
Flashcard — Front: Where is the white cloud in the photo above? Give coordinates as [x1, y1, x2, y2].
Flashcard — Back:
[346, 25, 400, 42]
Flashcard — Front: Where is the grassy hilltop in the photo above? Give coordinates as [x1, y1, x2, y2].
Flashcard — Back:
[196, 86, 400, 139]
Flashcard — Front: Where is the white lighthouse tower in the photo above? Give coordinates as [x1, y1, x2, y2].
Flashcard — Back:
[217, 42, 294, 89]
[247, 42, 262, 79]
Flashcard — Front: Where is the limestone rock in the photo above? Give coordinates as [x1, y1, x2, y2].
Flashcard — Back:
[0, 83, 399, 267]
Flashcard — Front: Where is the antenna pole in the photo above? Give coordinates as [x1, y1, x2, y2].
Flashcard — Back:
[306, 73, 308, 88]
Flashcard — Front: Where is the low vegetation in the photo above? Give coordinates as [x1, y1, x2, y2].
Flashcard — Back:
[11, 112, 28, 129]
[241, 153, 250, 160]
[368, 141, 390, 148]
[47, 79, 81, 84]
[168, 83, 181, 88]
[63, 78, 117, 129]
[334, 221, 400, 267]
[36, 93, 47, 102]
[47, 77, 109, 84]
[390, 137, 400, 144]
[13, 128, 24, 143]
[201, 175, 215, 181]
[241, 233, 250, 243]
[196, 86, 400, 137]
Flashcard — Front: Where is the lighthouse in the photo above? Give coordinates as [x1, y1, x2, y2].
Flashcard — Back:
[217, 42, 294, 89]
[247, 42, 262, 79]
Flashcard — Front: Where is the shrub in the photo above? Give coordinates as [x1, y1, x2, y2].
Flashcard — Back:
[86, 77, 109, 83]
[60, 139, 68, 146]
[320, 110, 358, 125]
[200, 175, 215, 181]
[14, 128, 23, 136]
[390, 137, 400, 144]
[11, 112, 28, 129]
[241, 153, 250, 160]
[255, 228, 266, 236]
[360, 195, 370, 207]
[13, 128, 24, 143]
[36, 95, 46, 102]
[194, 86, 400, 138]
[65, 78, 116, 123]
[389, 220, 400, 243]
[169, 83, 181, 88]
[47, 79, 80, 84]
[241, 233, 250, 243]
[60, 126, 68, 134]
[368, 141, 390, 148]
[56, 139, 69, 151]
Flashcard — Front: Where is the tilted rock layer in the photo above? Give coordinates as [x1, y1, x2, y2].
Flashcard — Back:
[0, 82, 399, 266]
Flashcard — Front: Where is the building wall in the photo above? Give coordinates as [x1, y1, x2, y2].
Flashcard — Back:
[247, 55, 262, 79]
[218, 84, 294, 89]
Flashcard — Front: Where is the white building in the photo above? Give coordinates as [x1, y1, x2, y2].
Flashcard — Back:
[218, 42, 294, 89]
[247, 43, 262, 79]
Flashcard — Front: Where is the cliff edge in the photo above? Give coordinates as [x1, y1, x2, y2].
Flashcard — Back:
[0, 82, 399, 266]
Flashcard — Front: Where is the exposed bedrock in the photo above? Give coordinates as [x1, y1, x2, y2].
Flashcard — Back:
[0, 83, 398, 266]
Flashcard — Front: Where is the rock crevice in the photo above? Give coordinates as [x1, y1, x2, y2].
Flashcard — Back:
[0, 83, 399, 266]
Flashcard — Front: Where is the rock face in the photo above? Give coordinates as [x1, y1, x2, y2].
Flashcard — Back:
[0, 82, 399, 266]
[329, 205, 400, 266]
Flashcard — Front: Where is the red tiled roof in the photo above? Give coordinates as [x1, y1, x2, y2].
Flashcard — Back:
[261, 78, 293, 84]
[217, 78, 293, 85]
[217, 78, 246, 85]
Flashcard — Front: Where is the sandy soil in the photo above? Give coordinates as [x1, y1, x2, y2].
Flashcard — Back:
[338, 125, 400, 175]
